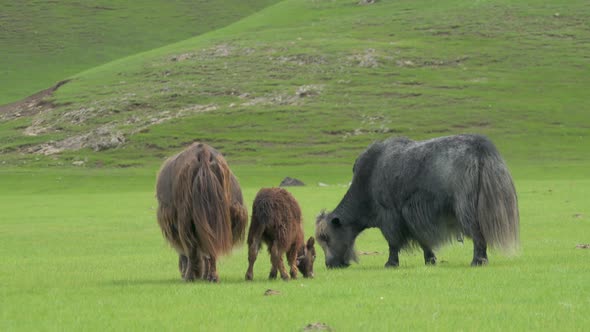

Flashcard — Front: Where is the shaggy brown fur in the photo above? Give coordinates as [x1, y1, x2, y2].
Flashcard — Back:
[156, 142, 247, 282]
[245, 188, 315, 281]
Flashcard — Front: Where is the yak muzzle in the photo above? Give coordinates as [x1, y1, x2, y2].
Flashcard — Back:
[325, 261, 350, 269]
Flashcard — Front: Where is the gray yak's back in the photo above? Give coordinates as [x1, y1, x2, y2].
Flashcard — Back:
[372, 134, 486, 207]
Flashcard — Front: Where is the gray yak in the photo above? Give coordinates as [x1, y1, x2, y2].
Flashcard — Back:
[316, 134, 519, 268]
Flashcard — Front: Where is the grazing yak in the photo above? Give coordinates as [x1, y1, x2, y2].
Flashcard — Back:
[156, 143, 248, 282]
[316, 134, 519, 268]
[245, 188, 316, 281]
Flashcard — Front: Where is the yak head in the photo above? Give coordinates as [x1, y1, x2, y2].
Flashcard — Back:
[315, 210, 358, 268]
[296, 237, 317, 278]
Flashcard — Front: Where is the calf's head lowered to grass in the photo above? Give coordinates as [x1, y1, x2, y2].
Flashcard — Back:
[297, 237, 317, 278]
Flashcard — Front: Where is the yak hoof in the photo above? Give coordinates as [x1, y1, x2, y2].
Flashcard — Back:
[245, 273, 253, 281]
[425, 257, 437, 265]
[384, 261, 399, 268]
[183, 270, 197, 282]
[470, 257, 488, 266]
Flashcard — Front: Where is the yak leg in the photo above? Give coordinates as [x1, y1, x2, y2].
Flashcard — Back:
[385, 244, 400, 268]
[196, 254, 209, 280]
[269, 265, 278, 279]
[401, 194, 442, 266]
[245, 240, 261, 281]
[202, 256, 211, 280]
[421, 244, 437, 265]
[206, 255, 220, 282]
[286, 244, 299, 280]
[268, 241, 278, 279]
[246, 224, 265, 281]
[178, 254, 189, 278]
[269, 242, 289, 280]
[455, 196, 488, 266]
[268, 242, 278, 279]
[182, 260, 198, 281]
[183, 253, 205, 282]
[379, 232, 402, 268]
[379, 214, 404, 268]
[470, 226, 488, 266]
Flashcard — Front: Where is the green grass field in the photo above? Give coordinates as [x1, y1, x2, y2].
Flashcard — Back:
[0, 166, 588, 330]
[1, 0, 589, 330]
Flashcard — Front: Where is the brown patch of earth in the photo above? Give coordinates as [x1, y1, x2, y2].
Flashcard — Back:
[0, 80, 70, 120]
[452, 121, 491, 129]
[26, 125, 126, 155]
[359, 251, 380, 255]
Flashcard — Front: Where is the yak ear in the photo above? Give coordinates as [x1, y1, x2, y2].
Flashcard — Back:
[331, 217, 341, 227]
[316, 209, 327, 224]
[306, 236, 315, 248]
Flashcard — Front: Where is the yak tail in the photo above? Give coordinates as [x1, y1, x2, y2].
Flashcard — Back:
[228, 174, 248, 245]
[477, 148, 520, 254]
[230, 200, 248, 245]
[187, 146, 233, 258]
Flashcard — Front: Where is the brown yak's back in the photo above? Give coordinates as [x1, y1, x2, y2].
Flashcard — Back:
[250, 188, 303, 252]
[156, 143, 234, 258]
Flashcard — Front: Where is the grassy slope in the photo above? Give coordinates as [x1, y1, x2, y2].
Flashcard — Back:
[0, 0, 280, 104]
[0, 168, 588, 331]
[1, 0, 588, 172]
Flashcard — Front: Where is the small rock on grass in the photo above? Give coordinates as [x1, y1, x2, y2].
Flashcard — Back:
[303, 322, 333, 331]
[279, 177, 305, 187]
[264, 289, 281, 296]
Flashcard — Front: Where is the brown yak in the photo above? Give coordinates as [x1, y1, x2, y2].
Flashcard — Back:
[245, 187, 315, 281]
[156, 143, 248, 282]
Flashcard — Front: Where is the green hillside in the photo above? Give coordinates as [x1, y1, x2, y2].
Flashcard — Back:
[0, 0, 280, 104]
[1, 0, 589, 172]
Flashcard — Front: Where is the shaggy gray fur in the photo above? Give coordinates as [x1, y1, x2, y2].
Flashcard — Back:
[315, 134, 519, 268]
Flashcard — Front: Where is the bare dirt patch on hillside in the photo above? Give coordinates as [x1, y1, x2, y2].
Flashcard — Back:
[0, 80, 69, 121]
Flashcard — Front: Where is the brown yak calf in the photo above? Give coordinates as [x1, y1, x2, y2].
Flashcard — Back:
[245, 188, 316, 281]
